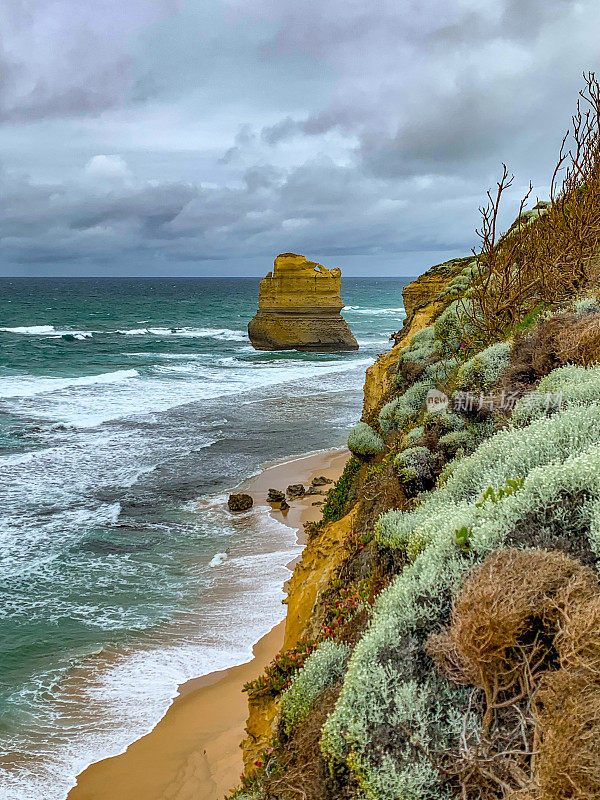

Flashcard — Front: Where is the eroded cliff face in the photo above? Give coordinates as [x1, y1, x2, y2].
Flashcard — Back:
[248, 253, 358, 351]
[363, 257, 469, 415]
[241, 509, 357, 771]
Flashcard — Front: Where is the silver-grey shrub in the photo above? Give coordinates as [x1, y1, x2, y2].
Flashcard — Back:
[395, 446, 436, 486]
[280, 640, 351, 736]
[512, 363, 600, 426]
[323, 397, 600, 797]
[399, 326, 438, 365]
[421, 355, 460, 383]
[446, 272, 470, 297]
[379, 380, 434, 434]
[422, 409, 466, 433]
[572, 296, 600, 316]
[437, 420, 495, 458]
[455, 341, 511, 392]
[347, 422, 385, 457]
[403, 425, 425, 447]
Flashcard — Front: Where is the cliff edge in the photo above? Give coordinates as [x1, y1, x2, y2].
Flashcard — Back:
[248, 253, 358, 351]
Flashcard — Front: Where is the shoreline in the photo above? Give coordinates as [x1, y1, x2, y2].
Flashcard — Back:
[66, 447, 348, 800]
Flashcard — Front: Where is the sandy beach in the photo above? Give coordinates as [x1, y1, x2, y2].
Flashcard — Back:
[66, 448, 348, 800]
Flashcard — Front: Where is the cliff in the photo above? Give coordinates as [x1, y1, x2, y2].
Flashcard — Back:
[362, 256, 469, 415]
[248, 253, 358, 351]
[241, 509, 357, 771]
[235, 79, 600, 800]
[236, 254, 600, 800]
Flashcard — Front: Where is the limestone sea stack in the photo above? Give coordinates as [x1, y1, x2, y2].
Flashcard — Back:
[248, 253, 359, 351]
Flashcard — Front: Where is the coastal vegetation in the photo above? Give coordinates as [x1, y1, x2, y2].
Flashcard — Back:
[230, 74, 600, 800]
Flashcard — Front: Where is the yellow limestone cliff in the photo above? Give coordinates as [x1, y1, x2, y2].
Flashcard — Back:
[363, 257, 471, 414]
[248, 253, 358, 351]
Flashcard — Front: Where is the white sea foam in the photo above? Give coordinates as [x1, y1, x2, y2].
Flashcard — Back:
[342, 306, 405, 316]
[0, 325, 94, 338]
[0, 369, 139, 399]
[1, 359, 371, 427]
[0, 324, 57, 334]
[0, 507, 299, 800]
[0, 324, 249, 341]
[356, 338, 390, 347]
[208, 551, 228, 567]
[117, 326, 247, 341]
[126, 352, 204, 360]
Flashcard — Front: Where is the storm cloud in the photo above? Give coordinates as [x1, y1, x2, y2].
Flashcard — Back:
[0, 0, 598, 275]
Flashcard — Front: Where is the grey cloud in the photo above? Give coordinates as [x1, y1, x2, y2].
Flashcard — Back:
[1, 0, 599, 275]
[69, 185, 198, 233]
[261, 108, 359, 145]
[262, 117, 300, 146]
[256, 0, 600, 185]
[0, 165, 197, 265]
[0, 1, 180, 121]
[243, 165, 282, 193]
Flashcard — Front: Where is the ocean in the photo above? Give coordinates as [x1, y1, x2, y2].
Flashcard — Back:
[0, 276, 409, 800]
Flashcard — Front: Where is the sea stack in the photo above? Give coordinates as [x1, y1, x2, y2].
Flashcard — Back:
[248, 253, 358, 351]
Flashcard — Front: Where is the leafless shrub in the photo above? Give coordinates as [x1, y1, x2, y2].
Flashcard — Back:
[461, 73, 600, 344]
[555, 312, 600, 367]
[499, 310, 600, 396]
[427, 548, 600, 799]
[535, 670, 600, 800]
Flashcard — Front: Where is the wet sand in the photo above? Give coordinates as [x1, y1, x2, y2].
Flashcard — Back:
[67, 448, 348, 800]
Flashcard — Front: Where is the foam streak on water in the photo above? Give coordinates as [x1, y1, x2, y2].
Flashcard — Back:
[0, 276, 409, 799]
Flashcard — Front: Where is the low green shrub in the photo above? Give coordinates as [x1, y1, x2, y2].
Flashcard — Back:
[322, 456, 361, 522]
[403, 425, 425, 447]
[421, 355, 460, 383]
[321, 578, 370, 638]
[280, 640, 351, 736]
[433, 298, 475, 355]
[347, 423, 385, 457]
[378, 397, 401, 434]
[446, 272, 470, 297]
[422, 409, 466, 433]
[398, 326, 439, 365]
[437, 420, 496, 458]
[437, 429, 471, 456]
[244, 640, 317, 699]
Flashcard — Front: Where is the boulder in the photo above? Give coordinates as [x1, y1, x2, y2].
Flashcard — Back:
[280, 499, 290, 512]
[311, 475, 333, 486]
[286, 483, 305, 499]
[248, 253, 358, 352]
[228, 493, 253, 512]
[267, 488, 286, 503]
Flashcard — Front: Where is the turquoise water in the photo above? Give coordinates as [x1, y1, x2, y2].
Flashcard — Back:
[0, 277, 409, 799]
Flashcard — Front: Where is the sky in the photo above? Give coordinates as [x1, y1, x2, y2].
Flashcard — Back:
[1, 0, 599, 277]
